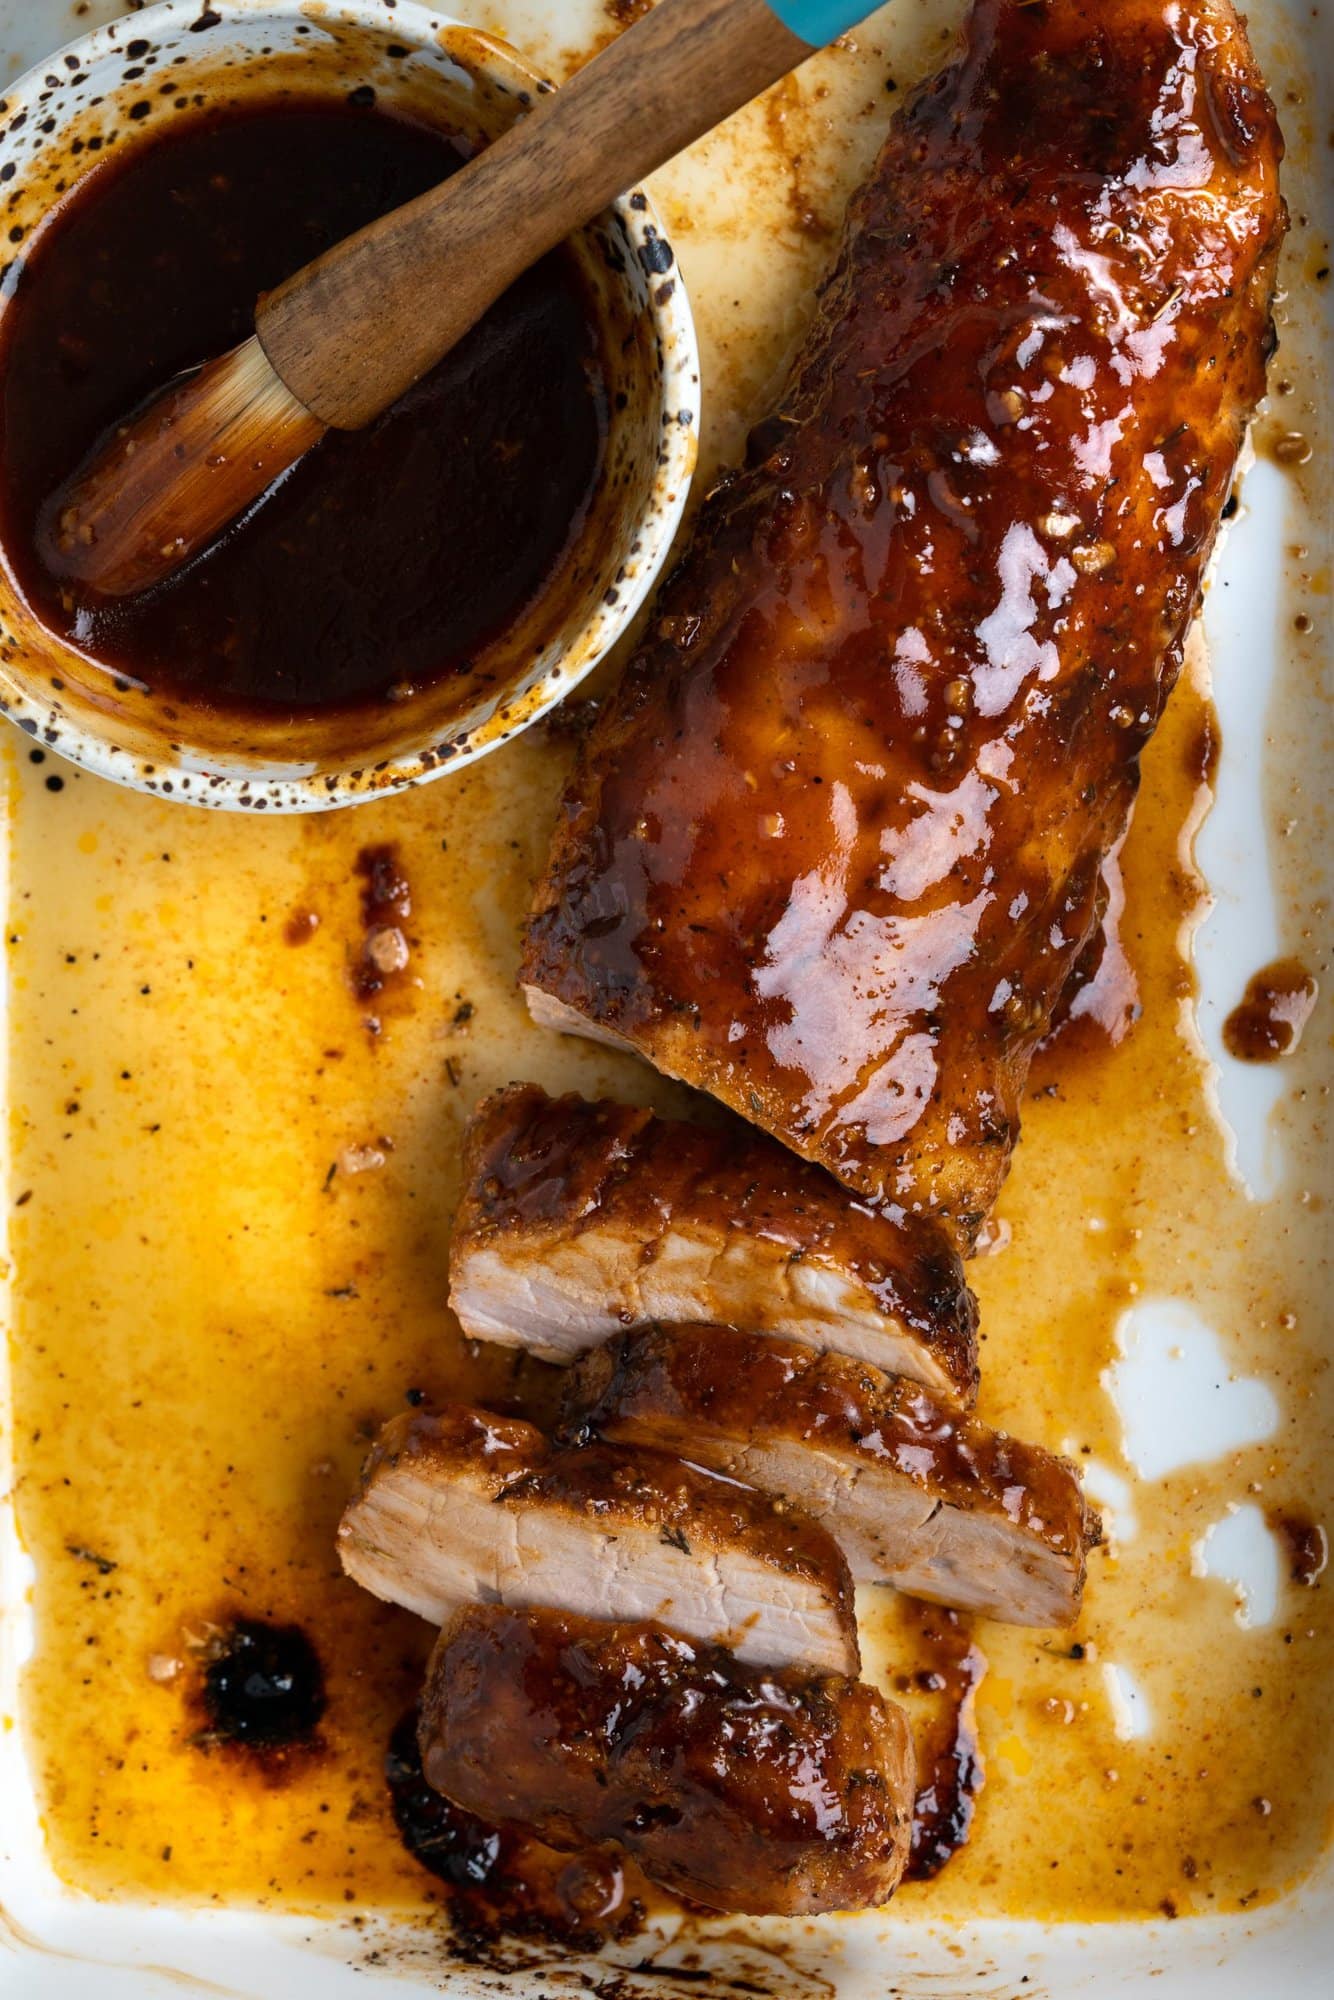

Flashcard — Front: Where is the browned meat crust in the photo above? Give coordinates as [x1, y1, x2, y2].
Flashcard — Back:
[451, 1082, 978, 1402]
[571, 1323, 1098, 1626]
[339, 1403, 860, 1674]
[522, 0, 1284, 1246]
[420, 1603, 915, 1915]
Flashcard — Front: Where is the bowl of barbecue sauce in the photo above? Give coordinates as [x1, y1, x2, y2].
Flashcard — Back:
[0, 1, 698, 810]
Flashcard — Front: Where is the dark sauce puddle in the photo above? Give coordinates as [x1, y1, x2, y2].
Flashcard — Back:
[386, 1707, 647, 1951]
[0, 97, 608, 718]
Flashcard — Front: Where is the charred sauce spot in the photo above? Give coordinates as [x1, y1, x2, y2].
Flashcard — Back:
[352, 843, 413, 1013]
[1267, 1509, 1328, 1587]
[896, 1601, 987, 1881]
[1223, 958, 1318, 1062]
[192, 1618, 326, 1770]
[283, 907, 320, 945]
[386, 1708, 645, 1950]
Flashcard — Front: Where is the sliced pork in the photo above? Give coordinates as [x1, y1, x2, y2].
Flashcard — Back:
[420, 1603, 915, 1916]
[450, 1083, 978, 1404]
[338, 1403, 859, 1675]
[571, 1323, 1097, 1627]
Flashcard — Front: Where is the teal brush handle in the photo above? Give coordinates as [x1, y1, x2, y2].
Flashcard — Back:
[768, 0, 879, 41]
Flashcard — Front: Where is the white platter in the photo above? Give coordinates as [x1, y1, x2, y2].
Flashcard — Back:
[1, 0, 1330, 1994]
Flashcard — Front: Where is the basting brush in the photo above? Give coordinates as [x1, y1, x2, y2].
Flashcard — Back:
[42, 0, 873, 602]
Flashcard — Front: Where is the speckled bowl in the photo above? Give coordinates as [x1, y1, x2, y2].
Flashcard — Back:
[0, 0, 699, 811]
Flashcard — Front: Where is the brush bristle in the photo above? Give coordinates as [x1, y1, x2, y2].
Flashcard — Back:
[40, 336, 325, 600]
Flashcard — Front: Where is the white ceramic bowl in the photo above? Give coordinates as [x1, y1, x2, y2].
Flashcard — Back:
[0, 0, 699, 811]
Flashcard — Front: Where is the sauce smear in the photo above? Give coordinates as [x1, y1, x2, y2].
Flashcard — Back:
[1267, 1510, 1329, 1588]
[0, 99, 608, 718]
[1222, 957, 1318, 1061]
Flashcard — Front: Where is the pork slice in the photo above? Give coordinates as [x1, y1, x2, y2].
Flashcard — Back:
[338, 1402, 859, 1675]
[572, 1324, 1099, 1627]
[450, 1083, 977, 1405]
[420, 1602, 916, 1916]
[335, 1404, 545, 1627]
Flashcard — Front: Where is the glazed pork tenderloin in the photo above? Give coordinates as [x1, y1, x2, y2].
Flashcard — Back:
[521, 0, 1285, 1249]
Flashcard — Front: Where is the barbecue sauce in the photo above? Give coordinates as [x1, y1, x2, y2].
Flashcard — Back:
[1267, 1509, 1329, 1587]
[0, 100, 608, 718]
[352, 841, 414, 1022]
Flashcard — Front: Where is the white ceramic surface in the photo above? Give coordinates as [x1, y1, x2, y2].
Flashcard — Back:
[0, 0, 699, 811]
[1, 0, 1330, 1994]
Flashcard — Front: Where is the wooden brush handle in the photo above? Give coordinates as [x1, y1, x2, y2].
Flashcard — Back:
[255, 0, 824, 429]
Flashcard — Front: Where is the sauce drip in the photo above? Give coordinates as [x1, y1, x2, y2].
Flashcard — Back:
[1222, 958, 1319, 1061]
[1039, 847, 1141, 1062]
[0, 100, 608, 718]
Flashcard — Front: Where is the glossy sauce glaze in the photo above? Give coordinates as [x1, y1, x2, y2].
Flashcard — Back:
[524, 0, 1286, 1248]
[3, 0, 1330, 1965]
[0, 99, 607, 718]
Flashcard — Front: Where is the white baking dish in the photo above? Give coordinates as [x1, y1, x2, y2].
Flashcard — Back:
[1, 0, 1330, 1992]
